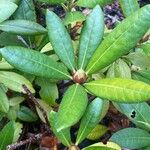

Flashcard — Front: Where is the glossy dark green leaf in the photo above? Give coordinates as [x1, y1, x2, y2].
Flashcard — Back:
[86, 5, 150, 74]
[87, 124, 108, 140]
[17, 106, 38, 122]
[0, 121, 14, 150]
[64, 11, 86, 25]
[84, 78, 150, 103]
[0, 87, 9, 113]
[49, 111, 72, 147]
[35, 78, 58, 106]
[0, 1, 17, 23]
[76, 98, 106, 144]
[78, 5, 104, 69]
[82, 142, 121, 150]
[56, 84, 88, 131]
[76, 0, 114, 8]
[0, 20, 47, 35]
[0, 71, 35, 93]
[119, 0, 139, 17]
[110, 128, 150, 149]
[0, 46, 71, 80]
[14, 0, 36, 21]
[46, 10, 76, 71]
[113, 102, 150, 131]
[107, 59, 131, 79]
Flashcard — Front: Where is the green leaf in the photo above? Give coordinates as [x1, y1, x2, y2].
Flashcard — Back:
[140, 43, 150, 56]
[0, 20, 47, 35]
[78, 5, 104, 70]
[0, 46, 71, 80]
[84, 78, 150, 103]
[0, 58, 13, 70]
[0, 87, 9, 113]
[57, 84, 88, 131]
[86, 5, 150, 74]
[119, 0, 139, 17]
[76, 0, 114, 8]
[144, 146, 150, 150]
[46, 10, 76, 71]
[17, 106, 38, 122]
[113, 102, 150, 131]
[76, 98, 107, 144]
[64, 11, 86, 25]
[35, 78, 58, 106]
[0, 71, 35, 93]
[107, 59, 131, 79]
[138, 69, 150, 80]
[49, 111, 72, 147]
[9, 97, 24, 106]
[0, 1, 17, 23]
[0, 121, 14, 150]
[87, 124, 108, 140]
[37, 0, 66, 4]
[14, 0, 36, 22]
[110, 128, 150, 149]
[82, 142, 121, 150]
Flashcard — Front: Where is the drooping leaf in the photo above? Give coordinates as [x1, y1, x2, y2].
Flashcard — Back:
[76, 0, 114, 8]
[107, 59, 131, 79]
[0, 121, 14, 150]
[49, 111, 72, 147]
[119, 0, 139, 17]
[76, 98, 107, 144]
[14, 0, 36, 21]
[82, 142, 121, 150]
[0, 20, 47, 35]
[87, 124, 108, 140]
[86, 5, 150, 74]
[110, 128, 150, 149]
[0, 87, 9, 113]
[78, 5, 104, 70]
[17, 106, 38, 122]
[113, 102, 150, 131]
[84, 78, 150, 103]
[0, 71, 35, 93]
[64, 11, 86, 25]
[35, 78, 58, 106]
[0, 1, 17, 23]
[0, 46, 71, 80]
[46, 10, 76, 71]
[56, 84, 88, 131]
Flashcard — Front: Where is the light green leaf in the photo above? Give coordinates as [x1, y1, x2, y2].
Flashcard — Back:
[49, 111, 72, 147]
[17, 106, 38, 122]
[0, 58, 13, 70]
[84, 78, 150, 103]
[9, 97, 24, 106]
[140, 43, 150, 56]
[82, 142, 121, 150]
[0, 20, 47, 35]
[78, 5, 104, 69]
[64, 11, 86, 25]
[0, 121, 14, 150]
[76, 98, 107, 145]
[107, 59, 131, 79]
[87, 124, 108, 140]
[46, 10, 76, 71]
[86, 5, 150, 74]
[119, 0, 139, 17]
[14, 0, 36, 21]
[0, 1, 17, 23]
[76, 0, 114, 8]
[0, 87, 9, 113]
[113, 102, 150, 131]
[0, 71, 35, 93]
[110, 128, 150, 149]
[57, 84, 88, 131]
[0, 46, 71, 80]
[35, 78, 58, 106]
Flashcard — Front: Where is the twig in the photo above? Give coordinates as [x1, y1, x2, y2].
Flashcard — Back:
[7, 133, 43, 150]
[22, 85, 50, 126]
